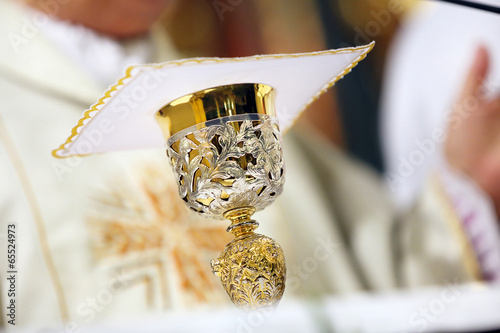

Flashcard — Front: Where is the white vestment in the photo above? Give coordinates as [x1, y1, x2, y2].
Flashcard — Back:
[0, 0, 486, 329]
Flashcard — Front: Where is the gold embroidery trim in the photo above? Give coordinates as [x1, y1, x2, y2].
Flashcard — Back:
[0, 115, 69, 322]
[432, 173, 483, 282]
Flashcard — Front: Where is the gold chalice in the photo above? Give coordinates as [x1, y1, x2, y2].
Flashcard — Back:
[155, 83, 286, 310]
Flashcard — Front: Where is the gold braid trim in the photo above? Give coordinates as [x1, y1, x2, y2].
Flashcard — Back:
[432, 173, 483, 282]
[0, 115, 69, 322]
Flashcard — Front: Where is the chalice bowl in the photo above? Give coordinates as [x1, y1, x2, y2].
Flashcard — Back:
[155, 83, 286, 310]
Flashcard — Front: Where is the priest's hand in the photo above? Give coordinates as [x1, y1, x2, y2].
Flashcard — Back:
[445, 46, 500, 216]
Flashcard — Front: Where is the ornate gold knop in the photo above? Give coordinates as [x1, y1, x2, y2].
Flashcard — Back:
[211, 207, 286, 310]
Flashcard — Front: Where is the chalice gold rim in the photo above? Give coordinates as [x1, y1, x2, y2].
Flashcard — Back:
[155, 83, 276, 139]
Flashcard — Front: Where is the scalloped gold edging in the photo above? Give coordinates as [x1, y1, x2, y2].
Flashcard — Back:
[52, 42, 375, 159]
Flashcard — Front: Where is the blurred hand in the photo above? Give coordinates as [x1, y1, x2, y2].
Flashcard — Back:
[445, 46, 500, 216]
